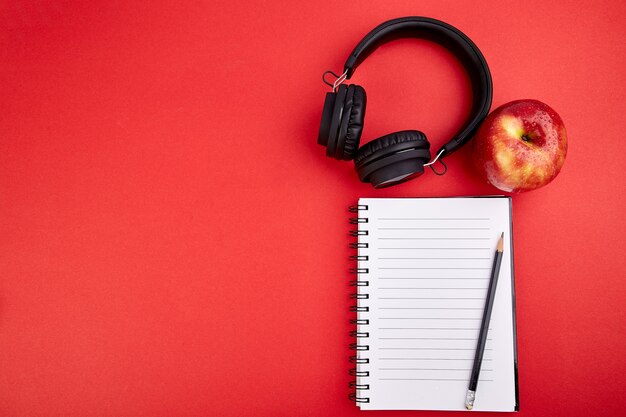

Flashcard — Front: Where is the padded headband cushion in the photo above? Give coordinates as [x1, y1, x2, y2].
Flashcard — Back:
[354, 130, 429, 167]
[341, 85, 366, 160]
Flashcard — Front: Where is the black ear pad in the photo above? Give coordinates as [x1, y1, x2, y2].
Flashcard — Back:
[337, 85, 366, 160]
[354, 130, 431, 188]
[334, 85, 355, 160]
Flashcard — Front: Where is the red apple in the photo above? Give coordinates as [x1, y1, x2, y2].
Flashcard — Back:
[473, 99, 567, 192]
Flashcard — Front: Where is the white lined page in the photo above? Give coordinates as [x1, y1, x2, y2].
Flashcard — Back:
[356, 197, 517, 411]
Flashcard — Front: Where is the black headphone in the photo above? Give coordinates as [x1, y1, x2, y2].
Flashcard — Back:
[318, 17, 493, 188]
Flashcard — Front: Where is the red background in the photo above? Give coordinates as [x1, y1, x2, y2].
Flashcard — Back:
[1, 1, 625, 416]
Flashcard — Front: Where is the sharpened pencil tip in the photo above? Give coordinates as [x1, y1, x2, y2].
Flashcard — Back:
[496, 233, 504, 252]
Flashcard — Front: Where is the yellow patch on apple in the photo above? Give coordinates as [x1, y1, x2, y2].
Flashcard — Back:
[500, 115, 523, 138]
[494, 143, 515, 171]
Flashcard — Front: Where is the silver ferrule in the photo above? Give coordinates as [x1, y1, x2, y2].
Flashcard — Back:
[465, 390, 476, 410]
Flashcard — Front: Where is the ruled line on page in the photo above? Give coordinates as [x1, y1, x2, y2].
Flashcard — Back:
[378, 348, 493, 351]
[378, 278, 489, 280]
[379, 358, 493, 361]
[377, 218, 490, 221]
[378, 286, 487, 289]
[378, 307, 485, 310]
[379, 368, 494, 371]
[378, 337, 492, 340]
[378, 378, 494, 381]
[380, 325, 487, 329]
[379, 247, 490, 250]
[379, 317, 482, 320]
[379, 267, 490, 270]
[378, 257, 491, 260]
[377, 238, 491, 241]
[378, 227, 490, 230]
[377, 297, 484, 300]
[378, 347, 491, 351]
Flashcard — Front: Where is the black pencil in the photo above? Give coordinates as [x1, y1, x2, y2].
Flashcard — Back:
[465, 232, 504, 410]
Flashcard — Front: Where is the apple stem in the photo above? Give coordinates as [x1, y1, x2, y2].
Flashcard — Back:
[521, 134, 531, 142]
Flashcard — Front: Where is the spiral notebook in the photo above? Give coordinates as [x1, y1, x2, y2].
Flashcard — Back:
[349, 197, 518, 411]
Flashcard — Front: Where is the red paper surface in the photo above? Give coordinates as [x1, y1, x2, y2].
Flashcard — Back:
[1, 1, 625, 416]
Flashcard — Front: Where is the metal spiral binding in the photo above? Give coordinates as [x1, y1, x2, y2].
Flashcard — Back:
[348, 204, 370, 404]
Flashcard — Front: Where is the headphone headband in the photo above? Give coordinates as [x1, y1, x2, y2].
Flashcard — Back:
[342, 16, 492, 157]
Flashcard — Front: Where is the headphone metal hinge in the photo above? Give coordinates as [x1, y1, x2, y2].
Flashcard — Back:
[423, 149, 448, 176]
[322, 69, 349, 92]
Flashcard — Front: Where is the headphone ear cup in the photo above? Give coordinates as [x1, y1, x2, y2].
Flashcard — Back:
[354, 130, 431, 188]
[317, 91, 337, 148]
[338, 85, 366, 160]
[318, 85, 348, 158]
